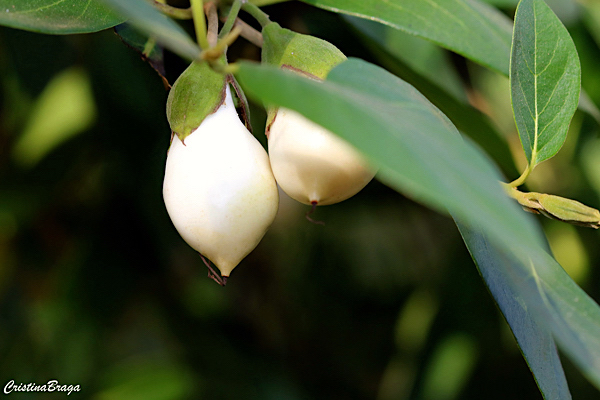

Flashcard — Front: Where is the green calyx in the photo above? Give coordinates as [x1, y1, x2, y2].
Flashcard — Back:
[166, 60, 226, 142]
[262, 22, 346, 79]
[262, 22, 346, 135]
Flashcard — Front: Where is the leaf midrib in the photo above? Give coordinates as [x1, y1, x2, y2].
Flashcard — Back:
[12, 0, 68, 15]
[531, 0, 539, 167]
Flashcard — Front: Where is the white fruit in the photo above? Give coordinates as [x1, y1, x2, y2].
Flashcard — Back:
[268, 107, 375, 206]
[163, 86, 279, 277]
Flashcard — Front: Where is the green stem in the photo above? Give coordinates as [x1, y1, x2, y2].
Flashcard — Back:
[508, 162, 534, 188]
[234, 19, 263, 47]
[142, 37, 157, 57]
[241, 2, 271, 27]
[206, 1, 219, 47]
[152, 1, 192, 19]
[202, 26, 242, 62]
[219, 0, 243, 39]
[190, 0, 210, 50]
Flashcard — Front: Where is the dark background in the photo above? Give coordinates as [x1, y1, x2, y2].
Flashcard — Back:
[1, 1, 599, 399]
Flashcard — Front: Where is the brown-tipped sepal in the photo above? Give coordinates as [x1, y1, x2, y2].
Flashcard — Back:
[261, 22, 346, 79]
[166, 60, 227, 142]
[261, 22, 347, 136]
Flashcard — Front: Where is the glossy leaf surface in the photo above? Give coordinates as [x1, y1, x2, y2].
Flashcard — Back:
[344, 15, 467, 103]
[458, 223, 571, 400]
[511, 0, 581, 167]
[300, 0, 513, 74]
[0, 0, 125, 34]
[342, 14, 518, 177]
[101, 0, 200, 61]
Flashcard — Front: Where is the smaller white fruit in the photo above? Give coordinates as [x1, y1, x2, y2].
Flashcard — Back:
[163, 86, 279, 278]
[268, 107, 376, 206]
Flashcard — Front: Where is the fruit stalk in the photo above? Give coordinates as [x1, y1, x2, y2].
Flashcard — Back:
[190, 0, 210, 50]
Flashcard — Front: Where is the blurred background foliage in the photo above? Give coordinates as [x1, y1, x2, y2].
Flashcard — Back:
[1, 1, 600, 399]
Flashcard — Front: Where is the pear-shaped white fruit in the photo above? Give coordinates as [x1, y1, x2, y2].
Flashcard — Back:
[163, 86, 279, 278]
[268, 107, 375, 206]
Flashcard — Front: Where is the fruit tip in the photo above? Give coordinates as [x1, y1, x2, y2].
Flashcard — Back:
[200, 253, 228, 286]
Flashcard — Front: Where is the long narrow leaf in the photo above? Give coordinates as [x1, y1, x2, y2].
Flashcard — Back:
[344, 16, 467, 103]
[458, 222, 571, 400]
[343, 15, 518, 177]
[100, 0, 200, 61]
[300, 0, 513, 74]
[0, 0, 125, 34]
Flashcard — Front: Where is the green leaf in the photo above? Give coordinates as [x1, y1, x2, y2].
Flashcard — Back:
[341, 17, 517, 178]
[0, 0, 125, 34]
[344, 15, 468, 103]
[115, 24, 166, 80]
[100, 0, 200, 61]
[480, 0, 518, 6]
[542, 258, 600, 391]
[299, 0, 513, 74]
[235, 58, 600, 390]
[511, 0, 581, 168]
[461, 222, 600, 392]
[236, 58, 544, 261]
[457, 223, 571, 399]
